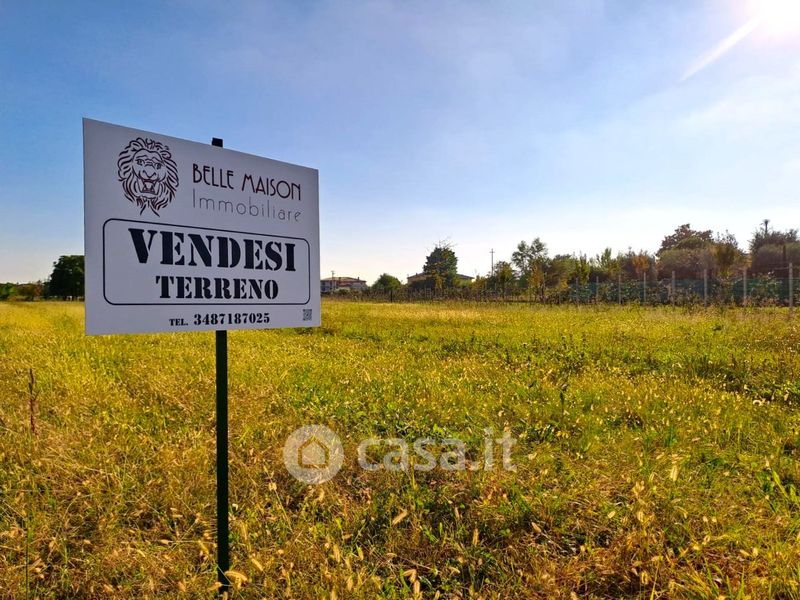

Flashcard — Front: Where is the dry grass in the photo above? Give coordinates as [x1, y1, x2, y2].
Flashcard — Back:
[1, 301, 800, 598]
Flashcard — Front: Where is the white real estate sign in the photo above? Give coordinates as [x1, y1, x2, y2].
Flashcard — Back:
[83, 119, 320, 334]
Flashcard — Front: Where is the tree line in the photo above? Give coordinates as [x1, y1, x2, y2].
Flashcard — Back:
[1, 255, 84, 301]
[369, 220, 799, 299]
[3, 220, 798, 302]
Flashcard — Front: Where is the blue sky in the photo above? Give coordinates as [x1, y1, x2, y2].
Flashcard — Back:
[1, 0, 799, 283]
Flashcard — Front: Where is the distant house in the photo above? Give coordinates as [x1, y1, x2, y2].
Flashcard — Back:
[405, 273, 428, 286]
[406, 273, 474, 285]
[321, 276, 368, 293]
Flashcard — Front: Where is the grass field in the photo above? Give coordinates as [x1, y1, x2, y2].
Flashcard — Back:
[2, 301, 800, 599]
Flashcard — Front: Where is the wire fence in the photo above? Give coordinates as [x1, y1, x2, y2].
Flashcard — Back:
[327, 269, 798, 308]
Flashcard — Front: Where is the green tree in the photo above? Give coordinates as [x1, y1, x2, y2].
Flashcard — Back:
[0, 283, 16, 301]
[658, 224, 713, 255]
[490, 261, 515, 293]
[15, 282, 43, 301]
[372, 273, 402, 292]
[48, 255, 85, 299]
[657, 248, 714, 279]
[573, 253, 591, 284]
[423, 243, 458, 288]
[593, 248, 620, 280]
[751, 243, 800, 274]
[511, 238, 548, 290]
[713, 232, 744, 279]
[470, 275, 487, 291]
[545, 255, 575, 289]
[630, 252, 652, 278]
[749, 219, 798, 255]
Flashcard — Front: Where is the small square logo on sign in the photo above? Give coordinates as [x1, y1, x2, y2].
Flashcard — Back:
[302, 309, 313, 321]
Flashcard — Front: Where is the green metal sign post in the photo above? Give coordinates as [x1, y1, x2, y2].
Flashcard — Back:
[211, 137, 230, 596]
[84, 121, 320, 594]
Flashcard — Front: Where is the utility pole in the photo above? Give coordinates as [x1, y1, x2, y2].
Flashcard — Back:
[490, 249, 494, 276]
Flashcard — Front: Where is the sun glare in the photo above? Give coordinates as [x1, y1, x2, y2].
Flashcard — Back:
[751, 0, 800, 38]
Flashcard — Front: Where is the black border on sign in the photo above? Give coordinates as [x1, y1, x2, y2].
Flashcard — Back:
[102, 218, 313, 306]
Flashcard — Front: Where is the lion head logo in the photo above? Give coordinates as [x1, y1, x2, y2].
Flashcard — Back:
[117, 137, 179, 216]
